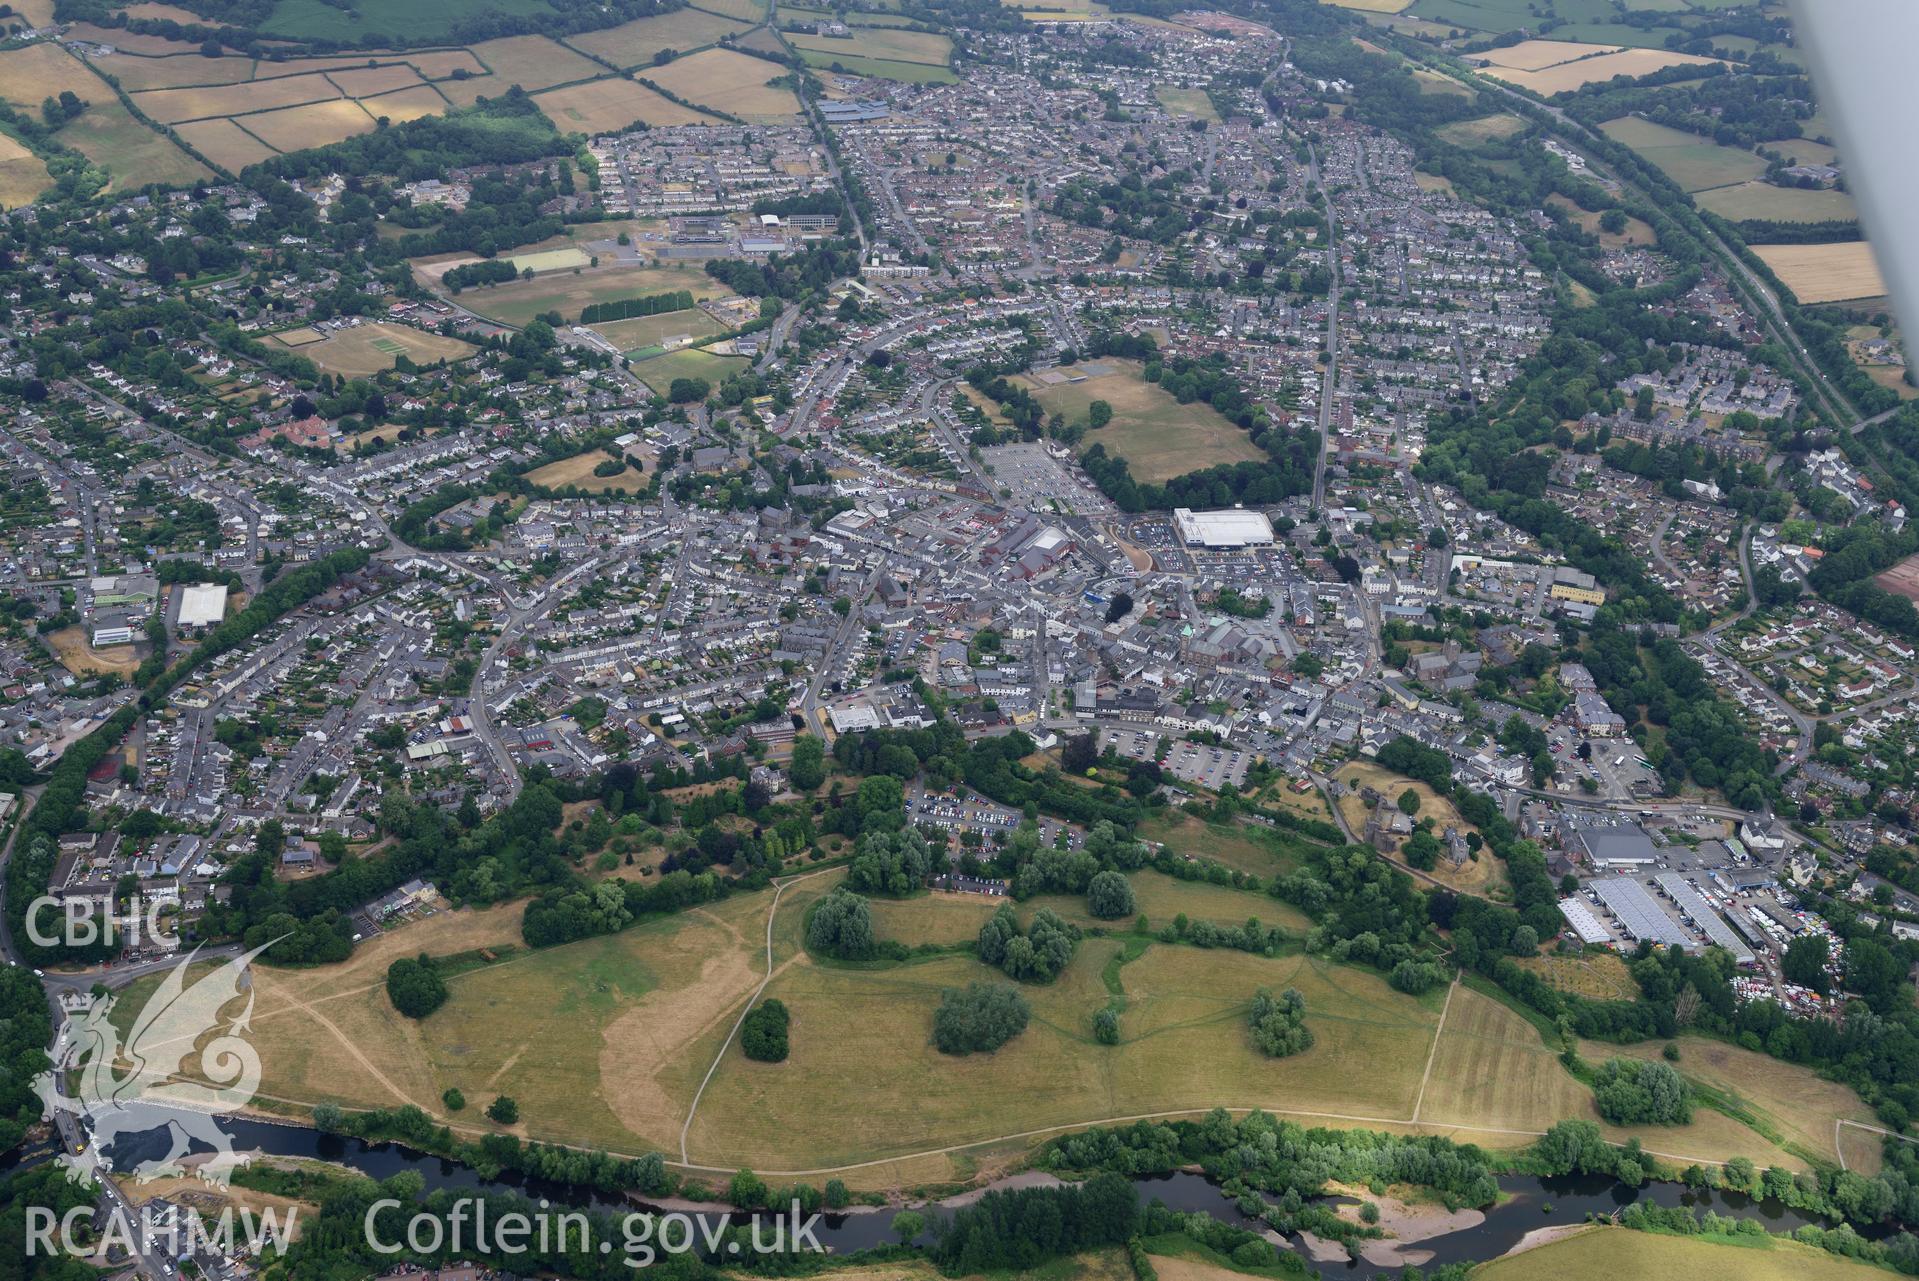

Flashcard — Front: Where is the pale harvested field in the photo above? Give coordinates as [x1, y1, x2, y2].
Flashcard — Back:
[564, 9, 755, 68]
[0, 43, 93, 107]
[1486, 48, 1721, 95]
[240, 99, 376, 152]
[134, 73, 342, 124]
[1753, 241, 1887, 304]
[275, 321, 475, 377]
[113, 2, 203, 22]
[441, 35, 603, 106]
[1477, 39, 1623, 72]
[645, 48, 801, 118]
[406, 48, 489, 79]
[100, 53, 264, 91]
[535, 77, 709, 132]
[1322, 0, 1413, 11]
[175, 117, 280, 169]
[361, 84, 449, 125]
[526, 451, 650, 493]
[0, 136, 51, 209]
[326, 64, 424, 96]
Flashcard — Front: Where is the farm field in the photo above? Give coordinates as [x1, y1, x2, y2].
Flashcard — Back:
[427, 259, 728, 327]
[360, 84, 453, 124]
[565, 8, 754, 66]
[1481, 47, 1719, 94]
[272, 322, 476, 377]
[1014, 360, 1264, 483]
[786, 28, 953, 66]
[794, 50, 959, 83]
[1599, 116, 1767, 192]
[1476, 39, 1624, 71]
[134, 73, 347, 125]
[1322, 0, 1414, 12]
[631, 345, 750, 394]
[258, 0, 557, 44]
[1694, 181, 1859, 223]
[440, 35, 605, 107]
[1155, 87, 1219, 121]
[525, 451, 651, 493]
[0, 42, 94, 106]
[1753, 242, 1887, 304]
[0, 135, 52, 209]
[59, 97, 212, 189]
[241, 99, 379, 152]
[644, 48, 803, 117]
[1472, 1225, 1893, 1281]
[534, 77, 711, 132]
[174, 118, 281, 170]
[590, 307, 723, 353]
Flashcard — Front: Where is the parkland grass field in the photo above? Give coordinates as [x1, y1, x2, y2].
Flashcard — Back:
[109, 849, 1861, 1189]
[1016, 360, 1267, 484]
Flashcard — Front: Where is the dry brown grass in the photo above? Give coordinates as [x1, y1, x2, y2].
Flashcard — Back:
[360, 84, 449, 125]
[564, 9, 755, 68]
[101, 53, 263, 91]
[1593, 1033, 1881, 1173]
[133, 73, 342, 124]
[47, 626, 142, 677]
[69, 22, 201, 54]
[1333, 762, 1507, 898]
[273, 321, 474, 377]
[526, 450, 651, 493]
[325, 64, 423, 96]
[1486, 48, 1721, 94]
[0, 43, 93, 107]
[1478, 39, 1624, 72]
[175, 117, 279, 170]
[0, 136, 51, 209]
[1753, 242, 1887, 305]
[645, 48, 800, 118]
[239, 99, 376, 152]
[534, 77, 710, 133]
[1515, 951, 1637, 1000]
[440, 35, 604, 106]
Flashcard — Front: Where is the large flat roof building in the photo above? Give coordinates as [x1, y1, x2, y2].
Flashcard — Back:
[1174, 507, 1274, 548]
[177, 583, 229, 628]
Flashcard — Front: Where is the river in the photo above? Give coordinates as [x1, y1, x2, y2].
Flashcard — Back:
[97, 1110, 1848, 1276]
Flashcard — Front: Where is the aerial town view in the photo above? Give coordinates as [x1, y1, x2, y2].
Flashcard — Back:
[5, 0, 1919, 1279]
